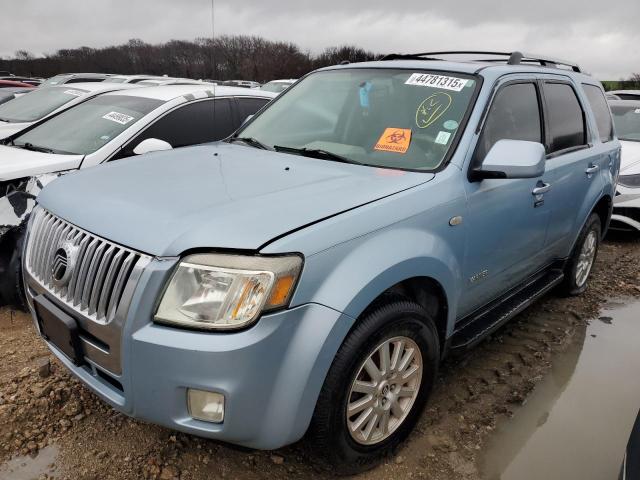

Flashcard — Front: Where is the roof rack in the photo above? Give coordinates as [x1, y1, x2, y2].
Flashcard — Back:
[379, 51, 582, 73]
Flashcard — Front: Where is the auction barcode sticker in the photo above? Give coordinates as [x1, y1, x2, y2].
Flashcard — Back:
[405, 73, 469, 91]
[102, 111, 135, 125]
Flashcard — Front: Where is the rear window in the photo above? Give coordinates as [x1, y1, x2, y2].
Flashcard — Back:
[582, 84, 614, 142]
[543, 82, 587, 154]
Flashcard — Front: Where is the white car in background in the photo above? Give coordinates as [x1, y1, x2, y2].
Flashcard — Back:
[609, 99, 640, 232]
[260, 79, 297, 93]
[104, 75, 168, 84]
[609, 90, 640, 101]
[0, 83, 140, 139]
[40, 73, 113, 86]
[0, 84, 275, 306]
[136, 78, 208, 86]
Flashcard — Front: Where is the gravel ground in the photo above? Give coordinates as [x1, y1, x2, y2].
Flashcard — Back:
[1, 236, 639, 480]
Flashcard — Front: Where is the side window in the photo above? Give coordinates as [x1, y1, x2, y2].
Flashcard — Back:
[476, 82, 542, 161]
[114, 98, 234, 159]
[543, 82, 587, 153]
[237, 97, 270, 123]
[582, 84, 614, 142]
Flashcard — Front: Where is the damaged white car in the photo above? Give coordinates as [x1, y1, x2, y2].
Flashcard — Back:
[0, 82, 140, 140]
[609, 100, 640, 232]
[0, 84, 275, 307]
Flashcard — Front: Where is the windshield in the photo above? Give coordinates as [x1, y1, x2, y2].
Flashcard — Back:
[238, 68, 478, 170]
[611, 105, 640, 141]
[106, 77, 128, 83]
[12, 94, 163, 155]
[0, 86, 87, 123]
[261, 82, 292, 93]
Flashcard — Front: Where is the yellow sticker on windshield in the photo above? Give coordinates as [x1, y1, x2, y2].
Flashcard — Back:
[374, 128, 412, 154]
[416, 92, 452, 129]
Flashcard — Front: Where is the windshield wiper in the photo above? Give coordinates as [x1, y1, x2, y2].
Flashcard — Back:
[273, 145, 359, 165]
[18, 142, 55, 154]
[227, 136, 270, 150]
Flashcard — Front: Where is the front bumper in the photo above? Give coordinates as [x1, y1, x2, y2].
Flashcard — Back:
[611, 189, 640, 232]
[25, 258, 353, 450]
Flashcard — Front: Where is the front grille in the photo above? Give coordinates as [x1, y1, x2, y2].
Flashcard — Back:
[25, 207, 147, 324]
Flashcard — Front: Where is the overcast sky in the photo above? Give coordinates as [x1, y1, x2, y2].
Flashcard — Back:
[2, 0, 639, 79]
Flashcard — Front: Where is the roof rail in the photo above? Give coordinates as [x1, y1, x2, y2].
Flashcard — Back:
[379, 51, 582, 73]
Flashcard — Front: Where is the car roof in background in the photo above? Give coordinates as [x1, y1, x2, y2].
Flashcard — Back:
[102, 84, 277, 102]
[609, 90, 640, 95]
[43, 82, 141, 94]
[0, 79, 36, 88]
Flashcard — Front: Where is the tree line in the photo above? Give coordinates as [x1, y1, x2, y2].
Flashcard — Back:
[2, 37, 638, 86]
[0, 36, 379, 82]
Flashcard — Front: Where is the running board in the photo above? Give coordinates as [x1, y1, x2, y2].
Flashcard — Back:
[450, 269, 565, 352]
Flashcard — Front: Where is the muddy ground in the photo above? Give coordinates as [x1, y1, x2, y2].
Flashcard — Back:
[1, 236, 639, 480]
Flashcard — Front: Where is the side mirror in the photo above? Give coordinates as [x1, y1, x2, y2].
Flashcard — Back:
[473, 139, 545, 180]
[133, 138, 173, 155]
[242, 114, 254, 125]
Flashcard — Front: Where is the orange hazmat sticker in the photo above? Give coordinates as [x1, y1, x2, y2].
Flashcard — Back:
[374, 128, 412, 154]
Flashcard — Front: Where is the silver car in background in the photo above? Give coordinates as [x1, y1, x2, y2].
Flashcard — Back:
[609, 99, 640, 232]
[0, 82, 140, 139]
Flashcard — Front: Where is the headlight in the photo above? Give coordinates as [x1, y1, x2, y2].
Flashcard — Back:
[155, 253, 303, 330]
[618, 174, 640, 188]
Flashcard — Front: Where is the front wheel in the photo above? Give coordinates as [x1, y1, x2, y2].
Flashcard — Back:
[308, 299, 440, 474]
[558, 213, 601, 296]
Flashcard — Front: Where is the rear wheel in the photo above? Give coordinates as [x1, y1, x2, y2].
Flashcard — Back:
[308, 299, 440, 474]
[558, 213, 601, 296]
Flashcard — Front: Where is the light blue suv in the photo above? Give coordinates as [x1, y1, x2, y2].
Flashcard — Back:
[22, 52, 619, 473]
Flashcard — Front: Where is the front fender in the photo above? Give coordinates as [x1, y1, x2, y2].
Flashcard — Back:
[291, 224, 463, 337]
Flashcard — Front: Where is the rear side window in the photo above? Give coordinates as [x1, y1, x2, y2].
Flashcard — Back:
[476, 82, 542, 160]
[543, 82, 587, 153]
[582, 84, 614, 142]
[237, 97, 270, 122]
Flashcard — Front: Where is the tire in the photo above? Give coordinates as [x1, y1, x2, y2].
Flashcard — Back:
[558, 213, 601, 296]
[308, 299, 440, 474]
[0, 226, 27, 310]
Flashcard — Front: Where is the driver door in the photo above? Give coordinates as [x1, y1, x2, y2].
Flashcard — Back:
[459, 79, 552, 317]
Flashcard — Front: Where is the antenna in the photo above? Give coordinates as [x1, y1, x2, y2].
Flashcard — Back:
[210, 0, 216, 80]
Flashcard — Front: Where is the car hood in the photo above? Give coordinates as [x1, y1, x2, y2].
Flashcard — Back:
[0, 144, 84, 181]
[0, 121, 32, 140]
[620, 140, 640, 175]
[38, 143, 433, 256]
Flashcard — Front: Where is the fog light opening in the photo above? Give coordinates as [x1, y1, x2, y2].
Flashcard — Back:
[188, 389, 225, 423]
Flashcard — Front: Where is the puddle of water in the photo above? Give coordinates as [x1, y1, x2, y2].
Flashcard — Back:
[480, 299, 640, 480]
[0, 445, 59, 480]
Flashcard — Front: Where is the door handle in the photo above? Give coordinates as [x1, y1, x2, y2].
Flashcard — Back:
[585, 164, 600, 175]
[532, 182, 551, 195]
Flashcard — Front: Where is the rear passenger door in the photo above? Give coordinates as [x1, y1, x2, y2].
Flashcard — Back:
[538, 79, 606, 257]
[110, 98, 236, 160]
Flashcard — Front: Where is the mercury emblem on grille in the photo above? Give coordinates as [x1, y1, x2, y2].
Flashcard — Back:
[51, 240, 79, 288]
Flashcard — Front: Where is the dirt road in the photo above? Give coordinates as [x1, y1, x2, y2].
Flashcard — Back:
[1, 236, 639, 480]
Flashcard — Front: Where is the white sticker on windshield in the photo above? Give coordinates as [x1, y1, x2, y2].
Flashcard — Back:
[63, 89, 83, 96]
[435, 131, 452, 145]
[102, 111, 135, 125]
[635, 109, 640, 114]
[405, 73, 469, 91]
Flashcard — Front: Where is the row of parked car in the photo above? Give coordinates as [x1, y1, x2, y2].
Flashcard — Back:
[0, 71, 296, 108]
[0, 51, 637, 472]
